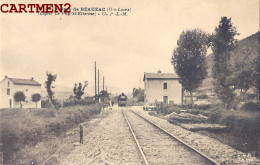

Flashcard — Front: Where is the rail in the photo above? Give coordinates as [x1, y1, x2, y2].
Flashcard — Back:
[122, 111, 150, 165]
[128, 108, 220, 165]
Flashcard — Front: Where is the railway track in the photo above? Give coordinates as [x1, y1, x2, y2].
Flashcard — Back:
[122, 109, 220, 165]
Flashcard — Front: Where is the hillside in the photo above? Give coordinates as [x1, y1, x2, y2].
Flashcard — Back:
[41, 85, 91, 100]
[41, 84, 123, 100]
[199, 31, 260, 93]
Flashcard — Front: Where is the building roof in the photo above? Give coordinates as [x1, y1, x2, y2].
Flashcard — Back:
[1, 76, 41, 86]
[143, 72, 179, 81]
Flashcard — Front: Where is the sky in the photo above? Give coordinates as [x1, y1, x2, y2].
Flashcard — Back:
[0, 0, 259, 94]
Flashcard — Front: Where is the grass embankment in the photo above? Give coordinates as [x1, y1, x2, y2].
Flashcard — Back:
[0, 104, 101, 164]
[156, 103, 260, 154]
[204, 106, 260, 154]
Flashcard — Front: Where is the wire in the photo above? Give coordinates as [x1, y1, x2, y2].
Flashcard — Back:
[39, 126, 82, 165]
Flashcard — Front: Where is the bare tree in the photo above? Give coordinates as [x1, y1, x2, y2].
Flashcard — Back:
[73, 82, 87, 100]
[45, 72, 59, 109]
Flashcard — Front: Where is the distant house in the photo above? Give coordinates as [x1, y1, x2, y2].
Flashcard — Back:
[0, 76, 41, 108]
[143, 70, 183, 105]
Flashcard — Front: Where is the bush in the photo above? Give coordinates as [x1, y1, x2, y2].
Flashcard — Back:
[63, 98, 95, 107]
[186, 109, 200, 115]
[196, 94, 209, 99]
[156, 104, 181, 115]
[41, 99, 62, 108]
[180, 104, 193, 109]
[206, 107, 260, 135]
[194, 104, 212, 110]
[53, 99, 62, 108]
[241, 101, 260, 112]
[0, 104, 101, 164]
[41, 100, 52, 108]
[63, 99, 77, 107]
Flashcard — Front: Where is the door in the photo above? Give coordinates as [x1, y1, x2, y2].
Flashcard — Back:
[9, 99, 12, 108]
[163, 96, 168, 104]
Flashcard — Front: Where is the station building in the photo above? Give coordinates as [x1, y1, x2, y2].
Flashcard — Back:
[143, 70, 183, 106]
[0, 76, 42, 108]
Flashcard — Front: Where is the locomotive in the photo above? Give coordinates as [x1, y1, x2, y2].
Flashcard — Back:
[118, 93, 127, 107]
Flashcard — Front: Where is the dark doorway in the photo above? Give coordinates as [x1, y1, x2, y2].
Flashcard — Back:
[9, 99, 12, 108]
[163, 96, 168, 104]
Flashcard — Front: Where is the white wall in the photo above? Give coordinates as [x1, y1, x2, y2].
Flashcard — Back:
[0, 78, 13, 108]
[144, 78, 182, 105]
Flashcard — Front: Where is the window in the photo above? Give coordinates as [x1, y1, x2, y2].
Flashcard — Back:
[7, 89, 10, 95]
[8, 81, 10, 87]
[163, 82, 167, 90]
[26, 89, 28, 92]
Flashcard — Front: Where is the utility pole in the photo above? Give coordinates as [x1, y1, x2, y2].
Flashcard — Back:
[103, 76, 104, 91]
[95, 61, 96, 101]
[139, 77, 141, 89]
[98, 69, 100, 101]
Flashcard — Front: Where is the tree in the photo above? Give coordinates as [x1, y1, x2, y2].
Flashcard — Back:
[211, 17, 238, 77]
[233, 49, 254, 95]
[235, 70, 253, 93]
[211, 17, 239, 108]
[31, 93, 41, 108]
[231, 49, 255, 101]
[133, 88, 144, 102]
[252, 55, 260, 99]
[45, 72, 59, 109]
[171, 29, 209, 107]
[14, 91, 26, 108]
[73, 82, 87, 100]
[99, 90, 110, 103]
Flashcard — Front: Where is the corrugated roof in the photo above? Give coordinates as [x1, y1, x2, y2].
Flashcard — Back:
[8, 77, 41, 86]
[143, 73, 179, 80]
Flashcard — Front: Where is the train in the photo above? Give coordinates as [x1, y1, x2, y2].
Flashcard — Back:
[118, 93, 127, 107]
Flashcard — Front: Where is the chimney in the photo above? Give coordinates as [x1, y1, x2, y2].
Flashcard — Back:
[158, 69, 161, 74]
[5, 76, 8, 78]
[31, 77, 34, 80]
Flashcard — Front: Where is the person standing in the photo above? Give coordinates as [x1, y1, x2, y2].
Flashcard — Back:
[109, 100, 112, 110]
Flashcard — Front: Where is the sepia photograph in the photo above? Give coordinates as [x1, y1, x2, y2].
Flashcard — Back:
[0, 0, 259, 164]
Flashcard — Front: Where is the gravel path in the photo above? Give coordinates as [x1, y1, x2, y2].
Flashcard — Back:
[59, 108, 143, 165]
[124, 110, 211, 165]
[131, 106, 260, 165]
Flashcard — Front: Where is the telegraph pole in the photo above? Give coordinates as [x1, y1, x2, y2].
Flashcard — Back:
[95, 61, 97, 101]
[98, 69, 100, 101]
[103, 76, 104, 91]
